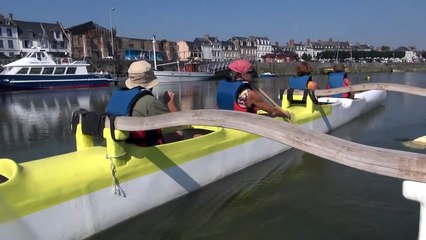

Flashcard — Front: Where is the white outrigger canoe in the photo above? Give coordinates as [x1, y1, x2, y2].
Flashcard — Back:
[0, 89, 386, 240]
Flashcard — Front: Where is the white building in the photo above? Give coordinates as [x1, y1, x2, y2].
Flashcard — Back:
[250, 36, 272, 62]
[0, 13, 19, 57]
[14, 19, 69, 57]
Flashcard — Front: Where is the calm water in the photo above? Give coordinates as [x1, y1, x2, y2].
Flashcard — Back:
[1, 72, 426, 239]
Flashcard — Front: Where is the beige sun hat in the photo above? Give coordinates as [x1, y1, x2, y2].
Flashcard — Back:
[125, 61, 160, 89]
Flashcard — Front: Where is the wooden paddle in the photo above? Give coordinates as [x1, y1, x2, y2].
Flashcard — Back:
[248, 82, 291, 120]
[403, 136, 426, 150]
[314, 83, 426, 97]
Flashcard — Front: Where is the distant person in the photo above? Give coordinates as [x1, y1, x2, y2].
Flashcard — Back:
[326, 63, 354, 98]
[106, 60, 184, 146]
[216, 59, 290, 119]
[288, 62, 319, 90]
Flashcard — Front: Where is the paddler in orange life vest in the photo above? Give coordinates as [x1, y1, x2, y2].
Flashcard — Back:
[216, 59, 290, 119]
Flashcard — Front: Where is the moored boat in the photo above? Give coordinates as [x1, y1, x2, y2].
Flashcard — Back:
[152, 36, 214, 82]
[259, 72, 278, 78]
[154, 62, 214, 82]
[0, 50, 113, 91]
[0, 89, 386, 239]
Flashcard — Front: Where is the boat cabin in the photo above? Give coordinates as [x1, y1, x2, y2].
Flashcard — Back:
[1, 50, 90, 75]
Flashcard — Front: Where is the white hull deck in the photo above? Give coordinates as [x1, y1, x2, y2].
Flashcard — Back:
[155, 70, 214, 82]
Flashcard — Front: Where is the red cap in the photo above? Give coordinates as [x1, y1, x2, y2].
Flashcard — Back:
[228, 59, 252, 74]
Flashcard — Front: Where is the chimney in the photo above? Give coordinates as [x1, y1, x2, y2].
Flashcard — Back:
[204, 34, 209, 39]
[9, 13, 13, 20]
[307, 38, 311, 45]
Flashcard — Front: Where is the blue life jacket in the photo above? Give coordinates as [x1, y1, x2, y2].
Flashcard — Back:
[106, 87, 151, 116]
[327, 72, 347, 98]
[106, 87, 164, 146]
[288, 75, 310, 90]
[217, 80, 255, 112]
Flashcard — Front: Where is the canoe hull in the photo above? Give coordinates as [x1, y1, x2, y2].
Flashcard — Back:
[0, 90, 386, 240]
[0, 74, 113, 91]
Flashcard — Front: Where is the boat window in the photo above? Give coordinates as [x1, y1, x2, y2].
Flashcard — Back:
[42, 67, 54, 74]
[54, 68, 65, 74]
[66, 67, 76, 74]
[35, 53, 42, 61]
[29, 68, 42, 74]
[17, 68, 29, 74]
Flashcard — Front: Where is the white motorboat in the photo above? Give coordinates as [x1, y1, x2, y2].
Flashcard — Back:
[0, 49, 113, 90]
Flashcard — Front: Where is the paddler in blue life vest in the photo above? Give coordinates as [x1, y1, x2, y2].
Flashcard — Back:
[216, 59, 290, 119]
[288, 62, 319, 90]
[108, 60, 183, 145]
[326, 63, 354, 98]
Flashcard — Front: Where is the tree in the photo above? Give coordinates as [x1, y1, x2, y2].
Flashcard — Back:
[301, 53, 312, 61]
[380, 46, 391, 52]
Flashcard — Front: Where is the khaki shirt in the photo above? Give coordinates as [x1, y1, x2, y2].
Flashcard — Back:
[132, 94, 169, 117]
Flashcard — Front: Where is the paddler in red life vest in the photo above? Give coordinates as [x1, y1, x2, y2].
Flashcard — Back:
[216, 59, 290, 119]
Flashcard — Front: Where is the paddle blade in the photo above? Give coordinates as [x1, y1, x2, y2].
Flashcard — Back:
[402, 136, 426, 150]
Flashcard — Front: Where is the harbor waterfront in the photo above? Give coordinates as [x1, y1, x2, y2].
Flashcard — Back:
[1, 72, 426, 239]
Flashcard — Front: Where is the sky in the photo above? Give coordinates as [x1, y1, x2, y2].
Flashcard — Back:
[2, 0, 426, 50]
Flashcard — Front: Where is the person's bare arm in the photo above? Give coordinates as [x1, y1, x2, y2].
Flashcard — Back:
[247, 90, 290, 118]
[165, 90, 178, 112]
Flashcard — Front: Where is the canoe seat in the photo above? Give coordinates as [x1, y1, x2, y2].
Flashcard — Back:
[71, 109, 129, 152]
[280, 89, 319, 107]
[71, 109, 106, 138]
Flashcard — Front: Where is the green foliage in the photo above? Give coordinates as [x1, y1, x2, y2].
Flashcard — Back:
[301, 53, 312, 61]
[317, 50, 405, 61]
[380, 46, 391, 51]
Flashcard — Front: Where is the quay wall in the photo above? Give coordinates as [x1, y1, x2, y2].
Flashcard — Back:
[254, 62, 426, 76]
[96, 61, 426, 77]
[1, 58, 426, 77]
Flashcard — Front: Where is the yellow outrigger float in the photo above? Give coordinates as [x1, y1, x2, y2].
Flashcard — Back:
[0, 89, 387, 240]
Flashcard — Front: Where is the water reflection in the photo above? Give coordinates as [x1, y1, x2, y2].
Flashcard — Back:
[153, 81, 218, 110]
[0, 88, 113, 160]
[1, 72, 425, 239]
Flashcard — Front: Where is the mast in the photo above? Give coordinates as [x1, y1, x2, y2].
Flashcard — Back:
[335, 40, 340, 62]
[152, 35, 157, 70]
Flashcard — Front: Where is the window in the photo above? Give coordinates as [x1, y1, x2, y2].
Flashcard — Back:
[65, 67, 76, 74]
[54, 68, 65, 74]
[42, 68, 54, 74]
[9, 52, 14, 57]
[7, 28, 12, 37]
[17, 68, 29, 74]
[0, 40, 3, 48]
[29, 68, 42, 74]
[8, 40, 13, 49]
[0, 28, 2, 36]
[24, 40, 32, 48]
